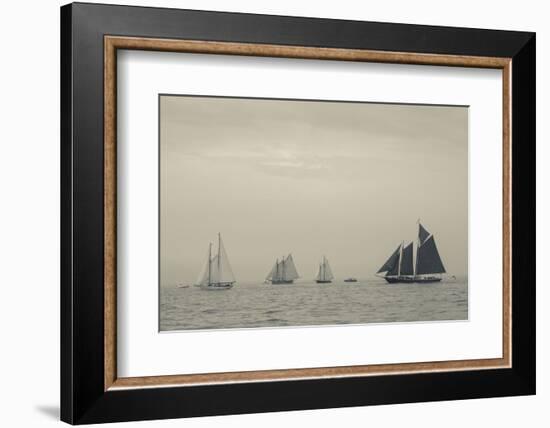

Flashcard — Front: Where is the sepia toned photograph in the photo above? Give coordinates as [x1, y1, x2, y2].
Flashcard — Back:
[159, 94, 468, 331]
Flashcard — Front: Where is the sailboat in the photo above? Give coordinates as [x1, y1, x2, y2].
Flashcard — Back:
[195, 233, 236, 290]
[376, 222, 446, 284]
[265, 254, 300, 284]
[315, 256, 334, 283]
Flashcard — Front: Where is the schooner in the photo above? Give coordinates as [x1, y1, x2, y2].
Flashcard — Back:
[377, 222, 446, 284]
[195, 233, 236, 290]
[265, 254, 300, 284]
[315, 256, 334, 283]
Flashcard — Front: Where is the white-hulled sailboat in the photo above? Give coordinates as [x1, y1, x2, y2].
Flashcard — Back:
[315, 256, 334, 283]
[265, 254, 300, 284]
[195, 233, 236, 290]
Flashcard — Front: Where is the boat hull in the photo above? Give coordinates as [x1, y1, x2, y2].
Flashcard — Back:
[270, 280, 294, 284]
[315, 280, 332, 284]
[200, 282, 234, 290]
[344, 279, 357, 282]
[384, 276, 441, 284]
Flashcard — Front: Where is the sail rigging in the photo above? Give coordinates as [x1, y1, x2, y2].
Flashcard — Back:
[315, 256, 334, 282]
[416, 235, 446, 275]
[195, 234, 236, 288]
[387, 244, 401, 276]
[400, 242, 414, 275]
[377, 222, 446, 283]
[418, 223, 431, 245]
[195, 244, 212, 286]
[266, 254, 300, 283]
[266, 260, 279, 281]
[377, 245, 401, 274]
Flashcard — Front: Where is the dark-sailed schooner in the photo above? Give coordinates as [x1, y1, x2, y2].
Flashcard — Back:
[377, 222, 446, 284]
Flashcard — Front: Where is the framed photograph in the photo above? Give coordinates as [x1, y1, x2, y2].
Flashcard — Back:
[61, 2, 535, 424]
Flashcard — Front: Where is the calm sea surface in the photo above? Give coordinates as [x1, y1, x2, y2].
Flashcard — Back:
[160, 277, 468, 331]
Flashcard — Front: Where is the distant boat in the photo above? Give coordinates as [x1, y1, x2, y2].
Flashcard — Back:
[315, 256, 334, 283]
[266, 254, 300, 284]
[195, 233, 236, 290]
[177, 284, 190, 289]
[377, 222, 446, 284]
[344, 278, 357, 283]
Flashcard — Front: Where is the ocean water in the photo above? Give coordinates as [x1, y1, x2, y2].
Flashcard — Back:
[159, 277, 468, 331]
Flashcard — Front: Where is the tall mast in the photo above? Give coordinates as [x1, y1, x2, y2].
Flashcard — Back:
[282, 255, 285, 280]
[217, 233, 221, 284]
[415, 219, 420, 277]
[323, 256, 326, 281]
[397, 242, 403, 276]
[207, 242, 212, 285]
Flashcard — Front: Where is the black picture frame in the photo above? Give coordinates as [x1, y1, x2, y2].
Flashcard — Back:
[61, 2, 535, 424]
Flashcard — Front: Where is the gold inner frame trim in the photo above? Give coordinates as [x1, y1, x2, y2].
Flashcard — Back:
[104, 35, 512, 391]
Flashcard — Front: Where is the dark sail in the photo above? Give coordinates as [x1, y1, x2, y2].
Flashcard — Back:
[400, 242, 414, 275]
[377, 245, 401, 274]
[418, 223, 431, 245]
[387, 250, 400, 276]
[416, 235, 446, 274]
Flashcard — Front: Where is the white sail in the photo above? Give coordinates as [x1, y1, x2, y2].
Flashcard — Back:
[266, 254, 299, 282]
[323, 258, 334, 281]
[195, 245, 212, 286]
[316, 264, 322, 281]
[316, 257, 334, 281]
[195, 234, 236, 287]
[282, 254, 299, 281]
[266, 260, 279, 281]
[216, 236, 236, 283]
[209, 255, 220, 284]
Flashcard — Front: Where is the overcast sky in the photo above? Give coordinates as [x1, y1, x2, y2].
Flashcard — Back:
[160, 95, 468, 286]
